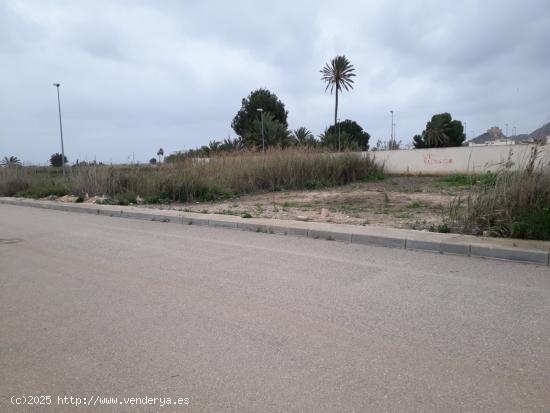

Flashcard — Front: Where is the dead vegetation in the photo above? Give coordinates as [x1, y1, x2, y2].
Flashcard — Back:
[147, 176, 471, 231]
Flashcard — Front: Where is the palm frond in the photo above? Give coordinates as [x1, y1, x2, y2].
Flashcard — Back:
[320, 55, 356, 95]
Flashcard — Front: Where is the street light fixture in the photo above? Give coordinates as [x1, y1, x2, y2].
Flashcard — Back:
[53, 83, 66, 175]
[257, 108, 265, 152]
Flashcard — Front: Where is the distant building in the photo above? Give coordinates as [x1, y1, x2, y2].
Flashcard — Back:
[466, 122, 550, 147]
[468, 126, 516, 147]
[469, 139, 515, 147]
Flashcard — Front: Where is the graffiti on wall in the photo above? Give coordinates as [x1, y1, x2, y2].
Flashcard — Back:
[423, 152, 453, 166]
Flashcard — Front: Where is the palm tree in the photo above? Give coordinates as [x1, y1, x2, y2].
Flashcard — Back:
[1, 156, 22, 167]
[244, 113, 291, 149]
[321, 55, 356, 140]
[424, 115, 450, 147]
[424, 128, 449, 147]
[157, 148, 164, 164]
[291, 127, 315, 146]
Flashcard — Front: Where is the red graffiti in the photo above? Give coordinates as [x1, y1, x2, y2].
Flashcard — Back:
[424, 152, 453, 166]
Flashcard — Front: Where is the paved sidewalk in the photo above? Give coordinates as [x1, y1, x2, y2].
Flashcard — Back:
[1, 197, 549, 266]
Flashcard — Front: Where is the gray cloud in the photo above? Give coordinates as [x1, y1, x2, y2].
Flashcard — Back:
[1, 0, 549, 164]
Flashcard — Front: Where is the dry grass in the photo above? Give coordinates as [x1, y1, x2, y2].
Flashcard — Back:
[0, 149, 383, 203]
[448, 145, 550, 239]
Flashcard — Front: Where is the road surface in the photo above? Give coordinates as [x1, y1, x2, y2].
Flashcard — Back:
[1, 204, 549, 412]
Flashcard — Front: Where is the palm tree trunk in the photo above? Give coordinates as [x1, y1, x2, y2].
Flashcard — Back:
[334, 87, 339, 134]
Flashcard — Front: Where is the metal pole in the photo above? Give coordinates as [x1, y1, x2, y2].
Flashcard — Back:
[338, 118, 341, 152]
[257, 108, 265, 153]
[53, 83, 65, 175]
[261, 112, 265, 152]
[390, 110, 394, 147]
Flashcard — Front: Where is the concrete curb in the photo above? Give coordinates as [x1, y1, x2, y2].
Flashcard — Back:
[1, 197, 549, 266]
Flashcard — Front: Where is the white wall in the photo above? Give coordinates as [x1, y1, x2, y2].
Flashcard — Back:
[368, 144, 550, 175]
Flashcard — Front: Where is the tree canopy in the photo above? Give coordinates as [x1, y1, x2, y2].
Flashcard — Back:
[322, 119, 370, 151]
[291, 127, 317, 147]
[413, 113, 465, 148]
[50, 153, 68, 167]
[1, 156, 22, 167]
[243, 113, 291, 149]
[231, 89, 288, 139]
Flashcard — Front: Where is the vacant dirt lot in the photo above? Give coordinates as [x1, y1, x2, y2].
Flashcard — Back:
[144, 176, 473, 231]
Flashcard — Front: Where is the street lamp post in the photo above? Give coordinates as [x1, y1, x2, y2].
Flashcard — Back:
[389, 110, 394, 149]
[337, 118, 341, 152]
[53, 83, 66, 175]
[257, 108, 265, 152]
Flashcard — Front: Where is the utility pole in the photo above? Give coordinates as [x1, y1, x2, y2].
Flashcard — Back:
[53, 83, 65, 175]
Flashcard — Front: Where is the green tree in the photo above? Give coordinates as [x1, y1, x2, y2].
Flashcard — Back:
[50, 153, 68, 167]
[1, 156, 22, 167]
[149, 157, 157, 165]
[243, 113, 291, 149]
[291, 127, 317, 147]
[219, 137, 243, 152]
[412, 134, 425, 149]
[413, 113, 465, 148]
[322, 119, 370, 151]
[320, 55, 356, 140]
[231, 89, 288, 138]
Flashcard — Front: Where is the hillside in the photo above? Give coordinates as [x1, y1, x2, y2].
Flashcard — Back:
[469, 122, 549, 144]
[528, 122, 550, 141]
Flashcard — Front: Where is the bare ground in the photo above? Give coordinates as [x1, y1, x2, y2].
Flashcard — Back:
[144, 176, 471, 231]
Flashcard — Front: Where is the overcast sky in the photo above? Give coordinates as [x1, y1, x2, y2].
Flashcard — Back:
[1, 0, 549, 164]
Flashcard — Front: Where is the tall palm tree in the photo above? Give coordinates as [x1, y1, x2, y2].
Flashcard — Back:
[320, 55, 356, 138]
[157, 148, 164, 164]
[2, 156, 22, 167]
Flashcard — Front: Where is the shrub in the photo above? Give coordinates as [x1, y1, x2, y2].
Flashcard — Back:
[114, 191, 137, 205]
[448, 146, 550, 240]
[16, 184, 68, 199]
[3, 179, 29, 196]
[437, 172, 496, 187]
[510, 207, 550, 240]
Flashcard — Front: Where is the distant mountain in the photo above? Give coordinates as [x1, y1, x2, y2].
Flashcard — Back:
[469, 126, 509, 144]
[468, 123, 550, 144]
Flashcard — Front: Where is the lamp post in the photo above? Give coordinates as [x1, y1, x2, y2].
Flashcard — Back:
[53, 83, 66, 175]
[337, 118, 341, 152]
[257, 108, 265, 152]
[389, 110, 394, 148]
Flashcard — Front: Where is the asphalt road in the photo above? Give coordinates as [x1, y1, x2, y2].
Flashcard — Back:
[1, 204, 549, 412]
